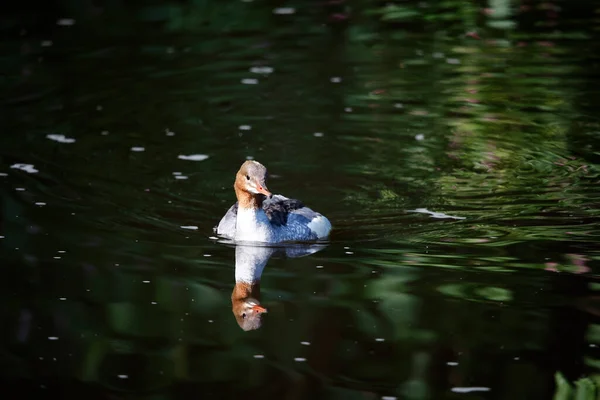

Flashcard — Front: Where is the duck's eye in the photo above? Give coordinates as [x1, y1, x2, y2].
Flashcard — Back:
[246, 175, 250, 181]
[242, 313, 247, 319]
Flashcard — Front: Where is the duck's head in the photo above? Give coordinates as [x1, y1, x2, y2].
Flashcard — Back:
[232, 296, 268, 331]
[234, 160, 272, 198]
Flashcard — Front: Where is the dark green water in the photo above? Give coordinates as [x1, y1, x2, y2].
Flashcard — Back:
[2, 1, 600, 399]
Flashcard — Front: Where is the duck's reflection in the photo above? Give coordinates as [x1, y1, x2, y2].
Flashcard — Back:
[232, 243, 326, 331]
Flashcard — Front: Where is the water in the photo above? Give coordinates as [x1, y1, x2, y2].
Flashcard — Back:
[1, 1, 600, 398]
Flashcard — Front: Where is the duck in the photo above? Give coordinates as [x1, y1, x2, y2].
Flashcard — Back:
[215, 160, 332, 243]
[231, 243, 328, 331]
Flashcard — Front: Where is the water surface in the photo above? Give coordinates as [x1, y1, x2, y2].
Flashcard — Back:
[1, 1, 600, 399]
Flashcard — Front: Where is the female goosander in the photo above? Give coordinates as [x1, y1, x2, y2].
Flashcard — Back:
[215, 160, 332, 243]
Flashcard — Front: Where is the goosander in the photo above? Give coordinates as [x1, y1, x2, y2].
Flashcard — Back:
[232, 243, 327, 331]
[216, 161, 332, 243]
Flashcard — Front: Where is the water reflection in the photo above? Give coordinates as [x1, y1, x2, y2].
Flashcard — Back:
[231, 243, 326, 331]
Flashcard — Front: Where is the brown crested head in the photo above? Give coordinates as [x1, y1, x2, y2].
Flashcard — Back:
[234, 161, 272, 207]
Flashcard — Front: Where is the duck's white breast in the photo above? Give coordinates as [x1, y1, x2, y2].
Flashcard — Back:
[235, 207, 272, 242]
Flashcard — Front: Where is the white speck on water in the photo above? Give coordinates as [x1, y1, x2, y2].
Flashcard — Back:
[344, 107, 353, 112]
[250, 66, 273, 74]
[274, 7, 295, 14]
[446, 58, 461, 64]
[203, 254, 212, 257]
[241, 78, 259, 84]
[382, 397, 398, 400]
[451, 387, 491, 393]
[16, 188, 26, 191]
[415, 134, 425, 141]
[59, 297, 66, 301]
[48, 336, 59, 340]
[330, 76, 342, 83]
[96, 105, 103, 111]
[394, 103, 404, 108]
[175, 175, 188, 180]
[11, 164, 38, 173]
[57, 18, 75, 26]
[173, 172, 182, 175]
[433, 52, 445, 58]
[180, 226, 198, 230]
[375, 338, 385, 342]
[208, 320, 213, 323]
[178, 154, 209, 161]
[41, 40, 53, 47]
[131, 146, 145, 152]
[246, 155, 254, 160]
[58, 251, 66, 253]
[313, 132, 324, 137]
[101, 130, 109, 135]
[447, 361, 458, 366]
[0, 236, 4, 239]
[253, 354, 264, 359]
[165, 128, 175, 136]
[345, 251, 354, 255]
[294, 357, 306, 362]
[35, 202, 46, 206]
[344, 246, 350, 249]
[117, 375, 129, 379]
[208, 236, 218, 240]
[239, 125, 252, 130]
[151, 301, 157, 305]
[142, 280, 150, 284]
[316, 265, 324, 269]
[301, 341, 310, 346]
[0, 173, 7, 177]
[514, 356, 520, 360]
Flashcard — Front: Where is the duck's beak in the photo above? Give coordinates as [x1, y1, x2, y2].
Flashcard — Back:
[255, 180, 272, 198]
[252, 304, 268, 313]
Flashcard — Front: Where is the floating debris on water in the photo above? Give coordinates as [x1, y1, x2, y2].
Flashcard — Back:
[11, 164, 38, 173]
[250, 66, 273, 74]
[57, 19, 75, 26]
[273, 7, 295, 14]
[451, 387, 491, 393]
[178, 154, 209, 161]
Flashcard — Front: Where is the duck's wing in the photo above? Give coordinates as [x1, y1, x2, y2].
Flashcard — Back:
[215, 202, 238, 238]
[262, 195, 305, 226]
[268, 195, 332, 239]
